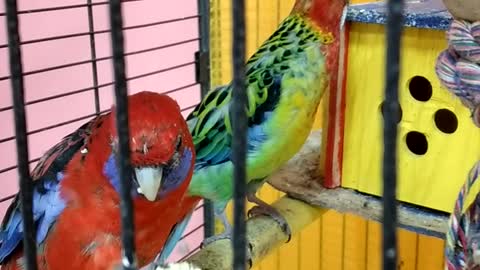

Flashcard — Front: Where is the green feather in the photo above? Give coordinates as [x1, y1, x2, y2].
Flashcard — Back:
[186, 14, 333, 212]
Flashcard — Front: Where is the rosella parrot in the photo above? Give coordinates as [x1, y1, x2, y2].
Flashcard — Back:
[185, 0, 347, 246]
[0, 91, 197, 270]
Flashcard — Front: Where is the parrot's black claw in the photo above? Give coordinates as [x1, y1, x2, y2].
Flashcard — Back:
[246, 191, 292, 242]
[200, 230, 232, 248]
[200, 233, 253, 268]
[246, 242, 253, 269]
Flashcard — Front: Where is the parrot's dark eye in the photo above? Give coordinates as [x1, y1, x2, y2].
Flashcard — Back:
[175, 135, 182, 152]
[167, 135, 183, 168]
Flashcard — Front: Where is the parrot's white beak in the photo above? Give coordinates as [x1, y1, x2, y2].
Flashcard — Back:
[134, 166, 163, 201]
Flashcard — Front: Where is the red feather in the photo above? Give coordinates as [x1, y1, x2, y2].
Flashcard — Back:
[1, 91, 197, 270]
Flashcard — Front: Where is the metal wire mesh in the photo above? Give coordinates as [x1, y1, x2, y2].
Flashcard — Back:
[196, 0, 215, 239]
[4, 0, 37, 268]
[1, 0, 209, 268]
[382, 0, 404, 269]
[231, 0, 248, 269]
[107, 0, 137, 267]
[2, 0, 406, 269]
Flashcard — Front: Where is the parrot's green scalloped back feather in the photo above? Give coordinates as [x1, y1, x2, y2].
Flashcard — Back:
[186, 13, 333, 211]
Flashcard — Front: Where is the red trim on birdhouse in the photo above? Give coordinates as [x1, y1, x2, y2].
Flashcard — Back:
[323, 22, 349, 189]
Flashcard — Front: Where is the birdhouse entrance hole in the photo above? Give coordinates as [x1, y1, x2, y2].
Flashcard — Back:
[434, 109, 458, 134]
[405, 131, 428, 155]
[408, 76, 432, 102]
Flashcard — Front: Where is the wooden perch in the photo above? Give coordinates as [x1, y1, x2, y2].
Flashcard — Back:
[185, 196, 324, 270]
[152, 130, 450, 269]
[266, 130, 450, 238]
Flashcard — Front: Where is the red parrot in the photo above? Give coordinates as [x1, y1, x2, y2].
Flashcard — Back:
[0, 91, 197, 270]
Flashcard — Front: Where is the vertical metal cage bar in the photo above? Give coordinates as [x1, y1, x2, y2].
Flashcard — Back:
[197, 0, 211, 98]
[107, 0, 137, 269]
[196, 0, 215, 238]
[382, 0, 404, 269]
[231, 0, 248, 269]
[86, 0, 101, 114]
[4, 0, 39, 269]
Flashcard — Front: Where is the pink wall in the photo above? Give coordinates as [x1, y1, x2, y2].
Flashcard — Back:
[0, 0, 203, 262]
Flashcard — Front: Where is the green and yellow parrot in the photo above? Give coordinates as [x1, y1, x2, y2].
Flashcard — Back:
[186, 0, 347, 245]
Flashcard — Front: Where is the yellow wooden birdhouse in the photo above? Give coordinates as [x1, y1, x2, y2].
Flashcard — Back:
[322, 0, 480, 213]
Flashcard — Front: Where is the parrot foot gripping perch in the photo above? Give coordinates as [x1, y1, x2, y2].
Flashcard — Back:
[201, 210, 234, 248]
[200, 212, 254, 268]
[201, 236, 253, 269]
[246, 192, 292, 243]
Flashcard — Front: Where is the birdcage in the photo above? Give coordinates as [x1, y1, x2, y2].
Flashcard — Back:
[0, 0, 453, 269]
[0, 0, 211, 268]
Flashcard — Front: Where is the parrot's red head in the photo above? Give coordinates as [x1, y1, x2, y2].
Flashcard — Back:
[104, 91, 195, 202]
[291, 0, 347, 97]
[291, 0, 347, 34]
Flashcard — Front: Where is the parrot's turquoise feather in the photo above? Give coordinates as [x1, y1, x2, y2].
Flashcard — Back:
[186, 14, 332, 213]
[154, 210, 193, 265]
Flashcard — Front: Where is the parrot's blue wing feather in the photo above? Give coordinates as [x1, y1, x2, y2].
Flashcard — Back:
[0, 173, 66, 263]
[0, 114, 108, 264]
[156, 209, 194, 264]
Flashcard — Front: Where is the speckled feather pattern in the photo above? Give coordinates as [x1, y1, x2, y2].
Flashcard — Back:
[347, 8, 452, 30]
[186, 13, 333, 211]
[346, 0, 452, 30]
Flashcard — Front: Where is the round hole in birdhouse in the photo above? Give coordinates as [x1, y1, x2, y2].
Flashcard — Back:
[434, 109, 458, 134]
[408, 76, 432, 102]
[379, 101, 403, 123]
[405, 131, 428, 155]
